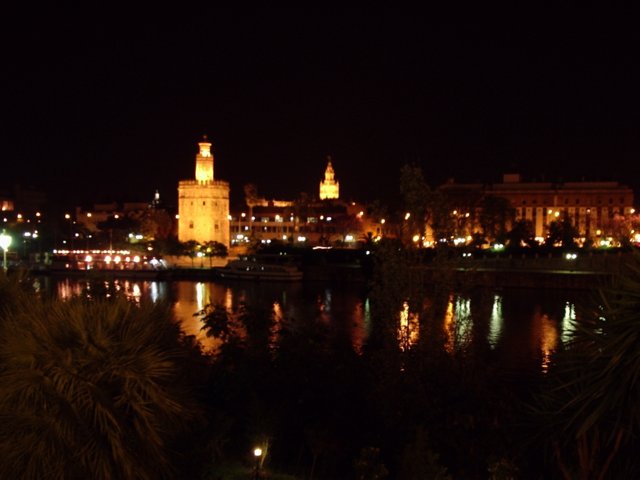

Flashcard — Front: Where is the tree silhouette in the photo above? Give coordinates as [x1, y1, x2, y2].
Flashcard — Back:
[202, 240, 228, 267]
[478, 195, 514, 245]
[546, 213, 578, 248]
[181, 240, 200, 267]
[399, 163, 430, 247]
[0, 282, 205, 479]
[506, 219, 536, 249]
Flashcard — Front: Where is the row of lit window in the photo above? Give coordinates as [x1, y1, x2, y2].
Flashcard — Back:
[228, 215, 334, 223]
[515, 208, 633, 218]
[517, 197, 628, 206]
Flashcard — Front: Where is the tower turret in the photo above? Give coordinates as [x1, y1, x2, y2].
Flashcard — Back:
[195, 135, 214, 183]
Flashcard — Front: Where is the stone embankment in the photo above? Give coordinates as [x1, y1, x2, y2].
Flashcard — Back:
[419, 250, 633, 290]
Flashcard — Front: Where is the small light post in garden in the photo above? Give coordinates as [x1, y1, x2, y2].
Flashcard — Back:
[0, 230, 12, 273]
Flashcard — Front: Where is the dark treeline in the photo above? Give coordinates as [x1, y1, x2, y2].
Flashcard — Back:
[1, 245, 640, 478]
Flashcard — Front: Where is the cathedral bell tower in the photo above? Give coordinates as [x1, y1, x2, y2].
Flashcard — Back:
[319, 156, 340, 200]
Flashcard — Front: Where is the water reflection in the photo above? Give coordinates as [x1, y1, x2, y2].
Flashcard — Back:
[538, 313, 559, 374]
[351, 299, 370, 354]
[43, 276, 585, 369]
[173, 281, 229, 352]
[562, 301, 577, 344]
[271, 301, 284, 353]
[398, 301, 419, 351]
[443, 294, 473, 353]
[56, 278, 156, 304]
[488, 294, 503, 349]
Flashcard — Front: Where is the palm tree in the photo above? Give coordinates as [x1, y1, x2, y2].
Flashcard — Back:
[0, 284, 205, 479]
[531, 252, 640, 478]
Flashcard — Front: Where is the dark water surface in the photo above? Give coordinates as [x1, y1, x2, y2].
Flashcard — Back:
[34, 275, 596, 374]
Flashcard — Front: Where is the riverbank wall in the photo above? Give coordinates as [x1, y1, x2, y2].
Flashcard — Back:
[413, 250, 632, 290]
[26, 249, 636, 290]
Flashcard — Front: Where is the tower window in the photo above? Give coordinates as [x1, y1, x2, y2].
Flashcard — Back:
[203, 201, 206, 206]
[189, 221, 194, 229]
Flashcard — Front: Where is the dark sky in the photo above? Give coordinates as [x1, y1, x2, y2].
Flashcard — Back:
[2, 7, 639, 209]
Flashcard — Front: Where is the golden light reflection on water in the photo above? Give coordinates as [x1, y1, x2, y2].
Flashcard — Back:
[224, 288, 233, 311]
[50, 278, 581, 368]
[196, 282, 206, 311]
[397, 301, 419, 351]
[57, 279, 146, 303]
[57, 279, 82, 300]
[351, 299, 370, 354]
[173, 282, 225, 353]
[538, 314, 558, 374]
[270, 301, 284, 353]
[527, 300, 577, 374]
[444, 294, 454, 352]
[443, 295, 472, 353]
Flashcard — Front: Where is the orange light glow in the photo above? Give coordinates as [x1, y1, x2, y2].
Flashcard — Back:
[397, 301, 419, 351]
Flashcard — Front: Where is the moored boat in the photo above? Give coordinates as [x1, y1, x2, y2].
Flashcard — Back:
[36, 250, 172, 280]
[213, 258, 303, 281]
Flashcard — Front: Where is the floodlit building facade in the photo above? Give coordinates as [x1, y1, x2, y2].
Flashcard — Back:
[433, 174, 636, 245]
[178, 136, 230, 247]
[489, 174, 635, 240]
[230, 199, 369, 247]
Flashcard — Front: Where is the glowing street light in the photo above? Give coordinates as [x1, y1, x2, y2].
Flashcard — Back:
[253, 447, 263, 479]
[0, 230, 12, 273]
[239, 212, 246, 236]
[64, 213, 74, 248]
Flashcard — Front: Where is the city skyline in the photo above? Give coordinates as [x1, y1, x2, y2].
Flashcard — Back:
[3, 7, 639, 208]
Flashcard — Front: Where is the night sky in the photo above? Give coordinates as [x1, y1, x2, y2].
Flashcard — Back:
[3, 7, 639, 209]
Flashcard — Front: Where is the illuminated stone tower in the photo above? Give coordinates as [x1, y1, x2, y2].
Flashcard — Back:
[319, 156, 340, 200]
[178, 136, 230, 247]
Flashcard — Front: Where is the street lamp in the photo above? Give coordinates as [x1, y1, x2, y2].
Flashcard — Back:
[64, 213, 73, 249]
[253, 447, 263, 479]
[0, 230, 12, 273]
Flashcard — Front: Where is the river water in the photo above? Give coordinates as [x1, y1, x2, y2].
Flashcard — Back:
[34, 276, 594, 374]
